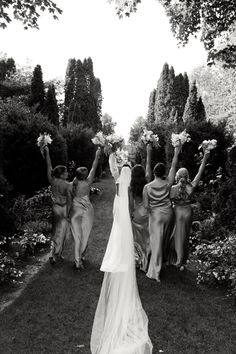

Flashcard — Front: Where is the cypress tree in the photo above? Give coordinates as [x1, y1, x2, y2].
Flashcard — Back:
[64, 58, 76, 124]
[183, 81, 198, 127]
[44, 84, 59, 127]
[196, 96, 206, 122]
[154, 62, 170, 123]
[68, 99, 75, 123]
[147, 89, 156, 128]
[30, 64, 45, 111]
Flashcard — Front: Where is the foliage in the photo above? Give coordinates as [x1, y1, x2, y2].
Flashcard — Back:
[183, 81, 206, 126]
[191, 64, 236, 132]
[29, 65, 45, 112]
[110, 0, 236, 67]
[11, 230, 49, 259]
[101, 113, 117, 135]
[0, 0, 62, 29]
[60, 123, 96, 170]
[195, 233, 236, 298]
[0, 98, 67, 194]
[44, 84, 59, 127]
[64, 57, 102, 132]
[0, 57, 16, 81]
[0, 249, 23, 284]
[147, 89, 156, 128]
[129, 116, 146, 143]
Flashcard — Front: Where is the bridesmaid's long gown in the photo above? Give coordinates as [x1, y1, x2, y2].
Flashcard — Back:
[169, 185, 193, 266]
[144, 181, 174, 281]
[132, 198, 150, 272]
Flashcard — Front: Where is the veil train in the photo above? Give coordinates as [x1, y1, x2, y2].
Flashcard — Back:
[90, 166, 153, 354]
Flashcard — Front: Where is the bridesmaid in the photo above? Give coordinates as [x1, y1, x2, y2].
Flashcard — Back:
[169, 150, 210, 270]
[44, 146, 71, 265]
[129, 144, 152, 272]
[69, 148, 101, 271]
[143, 144, 181, 282]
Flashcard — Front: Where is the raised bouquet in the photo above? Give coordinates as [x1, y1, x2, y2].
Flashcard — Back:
[104, 133, 124, 154]
[115, 149, 129, 167]
[91, 131, 106, 147]
[141, 129, 159, 148]
[198, 139, 217, 152]
[171, 130, 191, 147]
[37, 133, 53, 157]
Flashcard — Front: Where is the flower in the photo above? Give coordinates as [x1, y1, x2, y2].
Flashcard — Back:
[91, 131, 106, 146]
[171, 130, 191, 147]
[141, 129, 159, 148]
[198, 139, 217, 152]
[36, 133, 53, 157]
[104, 134, 124, 154]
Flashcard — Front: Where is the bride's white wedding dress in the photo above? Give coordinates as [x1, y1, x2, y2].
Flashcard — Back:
[90, 157, 153, 354]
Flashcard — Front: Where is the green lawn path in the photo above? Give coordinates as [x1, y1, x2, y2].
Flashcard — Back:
[0, 176, 236, 354]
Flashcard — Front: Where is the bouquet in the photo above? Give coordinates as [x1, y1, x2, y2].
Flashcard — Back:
[91, 131, 106, 147]
[115, 149, 129, 167]
[141, 129, 159, 148]
[36, 133, 53, 157]
[198, 139, 217, 152]
[171, 130, 191, 147]
[104, 134, 124, 154]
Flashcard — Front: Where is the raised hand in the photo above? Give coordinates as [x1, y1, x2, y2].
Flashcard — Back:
[96, 147, 102, 159]
[146, 143, 152, 154]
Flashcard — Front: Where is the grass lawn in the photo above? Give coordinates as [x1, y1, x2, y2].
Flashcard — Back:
[0, 176, 236, 354]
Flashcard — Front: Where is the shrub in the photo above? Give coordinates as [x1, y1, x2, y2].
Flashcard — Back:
[60, 123, 96, 170]
[0, 248, 23, 284]
[11, 230, 50, 259]
[194, 232, 236, 298]
[0, 97, 67, 194]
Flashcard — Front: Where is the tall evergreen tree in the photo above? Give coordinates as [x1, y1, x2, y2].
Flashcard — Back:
[154, 63, 176, 124]
[183, 81, 199, 127]
[196, 96, 206, 122]
[64, 58, 76, 124]
[68, 99, 75, 123]
[154, 63, 170, 123]
[44, 84, 59, 127]
[147, 89, 156, 128]
[30, 64, 45, 111]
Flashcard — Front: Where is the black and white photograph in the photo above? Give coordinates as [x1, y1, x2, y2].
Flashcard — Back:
[0, 1, 236, 353]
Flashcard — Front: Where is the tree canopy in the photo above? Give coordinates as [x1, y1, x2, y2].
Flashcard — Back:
[110, 0, 236, 68]
[0, 0, 62, 29]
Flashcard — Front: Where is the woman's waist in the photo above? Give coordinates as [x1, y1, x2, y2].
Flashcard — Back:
[52, 195, 67, 206]
[73, 195, 91, 206]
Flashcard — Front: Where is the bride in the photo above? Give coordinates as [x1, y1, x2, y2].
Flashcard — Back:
[90, 152, 153, 354]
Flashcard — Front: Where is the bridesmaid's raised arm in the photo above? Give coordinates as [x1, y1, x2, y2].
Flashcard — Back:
[192, 151, 210, 189]
[44, 146, 53, 184]
[87, 148, 101, 185]
[145, 144, 152, 182]
[143, 185, 149, 210]
[109, 152, 120, 182]
[167, 144, 181, 186]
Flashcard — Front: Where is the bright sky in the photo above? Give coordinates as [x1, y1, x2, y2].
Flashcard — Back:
[0, 0, 207, 141]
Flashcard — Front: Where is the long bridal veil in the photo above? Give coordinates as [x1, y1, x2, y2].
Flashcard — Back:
[90, 166, 153, 354]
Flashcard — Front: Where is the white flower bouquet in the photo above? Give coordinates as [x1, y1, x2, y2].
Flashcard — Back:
[37, 133, 53, 157]
[171, 130, 191, 147]
[115, 149, 129, 167]
[104, 133, 124, 154]
[141, 129, 159, 148]
[198, 139, 217, 152]
[91, 131, 106, 147]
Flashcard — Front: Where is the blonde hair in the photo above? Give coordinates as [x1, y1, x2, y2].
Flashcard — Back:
[176, 168, 191, 200]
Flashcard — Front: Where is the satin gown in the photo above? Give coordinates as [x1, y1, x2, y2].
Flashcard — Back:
[132, 197, 150, 272]
[50, 179, 70, 261]
[143, 180, 174, 281]
[169, 185, 193, 266]
[70, 181, 94, 267]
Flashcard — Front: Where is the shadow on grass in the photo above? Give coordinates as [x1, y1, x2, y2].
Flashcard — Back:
[0, 176, 236, 353]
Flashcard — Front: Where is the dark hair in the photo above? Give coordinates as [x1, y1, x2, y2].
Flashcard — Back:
[75, 167, 88, 180]
[130, 164, 147, 198]
[153, 163, 166, 179]
[51, 165, 67, 179]
[122, 163, 131, 169]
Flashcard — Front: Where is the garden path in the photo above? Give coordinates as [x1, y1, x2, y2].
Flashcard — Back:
[0, 176, 235, 354]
